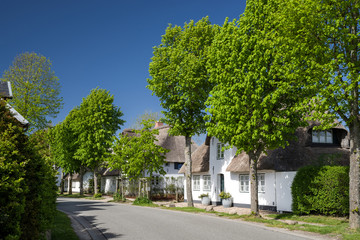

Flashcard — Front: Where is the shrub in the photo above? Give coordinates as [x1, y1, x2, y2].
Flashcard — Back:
[219, 191, 231, 199]
[113, 192, 126, 202]
[199, 193, 209, 199]
[291, 165, 349, 216]
[94, 193, 102, 198]
[133, 197, 152, 205]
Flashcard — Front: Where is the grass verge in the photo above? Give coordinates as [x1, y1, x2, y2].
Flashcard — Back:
[51, 210, 79, 240]
[57, 193, 85, 198]
[166, 206, 360, 239]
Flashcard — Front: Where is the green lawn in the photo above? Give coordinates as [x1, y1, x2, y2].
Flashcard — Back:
[51, 210, 79, 240]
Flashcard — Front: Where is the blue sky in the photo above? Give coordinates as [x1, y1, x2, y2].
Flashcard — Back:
[0, 0, 246, 143]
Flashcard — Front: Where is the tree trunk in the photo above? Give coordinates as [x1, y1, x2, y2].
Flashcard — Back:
[93, 168, 98, 195]
[79, 167, 84, 196]
[249, 152, 259, 216]
[68, 173, 73, 195]
[185, 136, 193, 207]
[349, 123, 360, 229]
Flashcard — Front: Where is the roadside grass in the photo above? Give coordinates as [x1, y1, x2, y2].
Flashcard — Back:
[84, 196, 105, 200]
[166, 206, 360, 239]
[51, 210, 79, 240]
[57, 193, 85, 198]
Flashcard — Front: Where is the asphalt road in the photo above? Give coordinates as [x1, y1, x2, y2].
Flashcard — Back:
[57, 198, 321, 240]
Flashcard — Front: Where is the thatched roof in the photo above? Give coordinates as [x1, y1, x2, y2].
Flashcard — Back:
[178, 136, 210, 174]
[154, 125, 198, 163]
[102, 168, 120, 176]
[226, 125, 350, 172]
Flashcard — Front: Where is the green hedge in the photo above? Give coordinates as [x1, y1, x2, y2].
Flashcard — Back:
[0, 101, 57, 239]
[291, 165, 349, 216]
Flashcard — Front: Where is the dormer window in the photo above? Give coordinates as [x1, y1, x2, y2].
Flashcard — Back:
[312, 130, 333, 144]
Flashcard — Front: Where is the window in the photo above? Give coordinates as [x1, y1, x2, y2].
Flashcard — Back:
[203, 175, 211, 191]
[217, 143, 225, 159]
[258, 174, 265, 193]
[239, 175, 249, 192]
[193, 175, 200, 191]
[152, 176, 160, 185]
[312, 130, 333, 144]
[239, 174, 265, 193]
[165, 162, 170, 167]
[174, 162, 183, 170]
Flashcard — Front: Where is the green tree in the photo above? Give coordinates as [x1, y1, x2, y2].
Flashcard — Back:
[278, 0, 360, 228]
[205, 1, 310, 215]
[74, 88, 124, 194]
[49, 109, 82, 195]
[147, 17, 219, 206]
[109, 119, 169, 180]
[1, 52, 63, 132]
[130, 110, 163, 130]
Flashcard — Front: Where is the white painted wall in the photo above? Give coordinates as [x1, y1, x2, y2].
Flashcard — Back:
[276, 171, 296, 212]
[102, 176, 117, 194]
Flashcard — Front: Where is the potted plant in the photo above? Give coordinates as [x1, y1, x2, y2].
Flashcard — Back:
[219, 191, 232, 208]
[199, 193, 210, 205]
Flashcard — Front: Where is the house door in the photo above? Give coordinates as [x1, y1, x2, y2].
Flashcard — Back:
[220, 174, 224, 192]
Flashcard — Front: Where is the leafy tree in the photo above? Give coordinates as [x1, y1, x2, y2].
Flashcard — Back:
[74, 88, 124, 194]
[1, 52, 63, 132]
[147, 17, 219, 206]
[49, 109, 82, 194]
[278, 0, 360, 228]
[130, 110, 163, 130]
[205, 1, 310, 215]
[109, 119, 169, 180]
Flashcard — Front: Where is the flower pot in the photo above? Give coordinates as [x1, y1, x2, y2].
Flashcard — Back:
[201, 196, 211, 205]
[222, 198, 232, 208]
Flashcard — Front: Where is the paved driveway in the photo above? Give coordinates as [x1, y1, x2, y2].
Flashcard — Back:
[57, 198, 324, 240]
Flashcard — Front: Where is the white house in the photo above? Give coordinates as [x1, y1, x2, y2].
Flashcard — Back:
[180, 123, 350, 212]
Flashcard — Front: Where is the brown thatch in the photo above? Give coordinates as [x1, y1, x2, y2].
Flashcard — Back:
[154, 125, 198, 163]
[179, 136, 210, 174]
[226, 125, 350, 172]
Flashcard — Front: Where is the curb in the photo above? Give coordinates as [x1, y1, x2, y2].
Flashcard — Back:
[59, 210, 107, 240]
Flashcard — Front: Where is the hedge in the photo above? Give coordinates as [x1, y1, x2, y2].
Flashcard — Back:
[291, 165, 349, 216]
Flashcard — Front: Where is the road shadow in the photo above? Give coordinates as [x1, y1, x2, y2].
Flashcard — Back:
[57, 198, 124, 239]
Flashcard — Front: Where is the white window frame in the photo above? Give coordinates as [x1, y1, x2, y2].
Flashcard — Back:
[203, 175, 211, 192]
[217, 143, 225, 159]
[312, 129, 333, 144]
[193, 175, 200, 191]
[239, 175, 249, 193]
[239, 174, 265, 193]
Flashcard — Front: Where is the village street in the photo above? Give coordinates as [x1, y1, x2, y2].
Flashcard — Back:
[57, 197, 321, 240]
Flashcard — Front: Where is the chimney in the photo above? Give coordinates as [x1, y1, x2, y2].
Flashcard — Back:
[154, 122, 164, 129]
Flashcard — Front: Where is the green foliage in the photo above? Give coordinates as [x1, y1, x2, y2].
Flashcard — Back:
[74, 88, 124, 170]
[130, 110, 163, 130]
[219, 191, 231, 199]
[199, 193, 209, 199]
[292, 165, 349, 216]
[109, 119, 169, 180]
[147, 16, 219, 137]
[0, 101, 57, 239]
[133, 197, 153, 205]
[51, 211, 79, 240]
[1, 52, 63, 132]
[0, 101, 27, 239]
[113, 191, 126, 202]
[93, 193, 102, 198]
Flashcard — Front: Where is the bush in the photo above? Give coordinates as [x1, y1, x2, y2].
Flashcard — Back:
[113, 192, 126, 202]
[133, 197, 152, 205]
[94, 193, 102, 198]
[291, 165, 349, 216]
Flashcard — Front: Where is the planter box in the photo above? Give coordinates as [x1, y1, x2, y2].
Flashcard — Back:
[201, 196, 211, 205]
[222, 198, 232, 208]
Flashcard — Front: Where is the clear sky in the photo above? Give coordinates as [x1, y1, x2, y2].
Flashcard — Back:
[0, 0, 247, 143]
